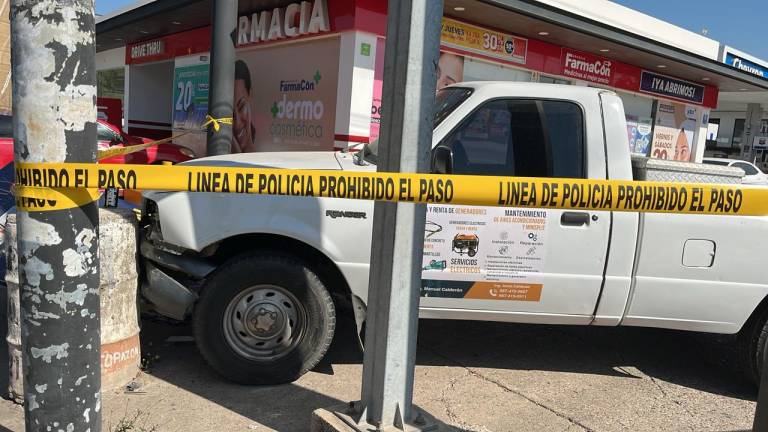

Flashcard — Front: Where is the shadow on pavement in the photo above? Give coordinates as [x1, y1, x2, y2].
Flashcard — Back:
[414, 319, 756, 402]
[139, 308, 756, 431]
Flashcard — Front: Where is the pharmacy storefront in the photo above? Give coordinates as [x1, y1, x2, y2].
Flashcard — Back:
[96, 0, 767, 162]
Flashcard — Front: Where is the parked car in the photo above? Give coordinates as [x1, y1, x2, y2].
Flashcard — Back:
[95, 119, 196, 165]
[0, 114, 196, 166]
[139, 82, 768, 386]
[703, 157, 768, 186]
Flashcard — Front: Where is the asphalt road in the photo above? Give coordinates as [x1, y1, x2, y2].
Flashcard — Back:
[0, 304, 759, 431]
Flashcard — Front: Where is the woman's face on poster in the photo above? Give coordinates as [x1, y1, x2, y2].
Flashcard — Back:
[436, 53, 464, 92]
[674, 128, 691, 161]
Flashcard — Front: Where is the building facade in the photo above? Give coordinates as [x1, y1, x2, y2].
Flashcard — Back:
[94, 0, 768, 165]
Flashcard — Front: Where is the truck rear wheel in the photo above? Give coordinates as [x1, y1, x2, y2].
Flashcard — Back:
[193, 252, 336, 385]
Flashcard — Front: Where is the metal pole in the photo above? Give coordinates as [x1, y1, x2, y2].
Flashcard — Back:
[11, 1, 101, 431]
[351, 0, 443, 429]
[206, 0, 237, 156]
[753, 343, 768, 431]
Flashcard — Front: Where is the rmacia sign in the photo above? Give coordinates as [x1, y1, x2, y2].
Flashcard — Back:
[237, 0, 330, 46]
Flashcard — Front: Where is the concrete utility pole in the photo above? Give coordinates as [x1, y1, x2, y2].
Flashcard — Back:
[206, 0, 238, 156]
[338, 0, 443, 430]
[11, 1, 101, 431]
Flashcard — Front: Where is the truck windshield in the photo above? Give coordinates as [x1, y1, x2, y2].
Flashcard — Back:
[363, 87, 473, 165]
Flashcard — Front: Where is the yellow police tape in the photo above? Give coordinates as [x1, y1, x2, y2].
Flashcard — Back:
[203, 115, 233, 132]
[12, 162, 768, 216]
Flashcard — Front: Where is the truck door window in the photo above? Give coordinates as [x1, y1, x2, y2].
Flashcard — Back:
[438, 99, 584, 178]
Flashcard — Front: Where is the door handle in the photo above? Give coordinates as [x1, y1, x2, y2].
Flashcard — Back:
[561, 212, 590, 226]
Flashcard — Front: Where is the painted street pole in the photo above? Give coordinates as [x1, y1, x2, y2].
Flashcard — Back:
[10, 1, 101, 430]
[206, 0, 237, 156]
[340, 0, 444, 429]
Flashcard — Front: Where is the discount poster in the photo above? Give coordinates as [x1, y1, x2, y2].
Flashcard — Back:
[626, 115, 653, 156]
[440, 17, 527, 64]
[649, 101, 698, 162]
[172, 64, 209, 131]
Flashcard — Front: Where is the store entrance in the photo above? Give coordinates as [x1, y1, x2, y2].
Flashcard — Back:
[127, 60, 174, 140]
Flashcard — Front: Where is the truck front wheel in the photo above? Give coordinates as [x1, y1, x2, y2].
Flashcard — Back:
[193, 252, 336, 385]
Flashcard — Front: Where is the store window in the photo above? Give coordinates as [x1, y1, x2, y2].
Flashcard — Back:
[707, 118, 720, 141]
[733, 119, 746, 147]
[437, 99, 584, 178]
[539, 75, 570, 85]
[97, 68, 125, 100]
[617, 91, 654, 156]
[462, 57, 532, 83]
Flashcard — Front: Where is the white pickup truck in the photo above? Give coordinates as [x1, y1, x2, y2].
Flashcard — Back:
[139, 82, 768, 386]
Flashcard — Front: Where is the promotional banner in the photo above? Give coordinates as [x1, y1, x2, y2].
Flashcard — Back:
[369, 38, 385, 142]
[172, 64, 210, 131]
[626, 115, 653, 156]
[649, 101, 698, 161]
[421, 205, 547, 301]
[235, 38, 339, 152]
[440, 17, 527, 65]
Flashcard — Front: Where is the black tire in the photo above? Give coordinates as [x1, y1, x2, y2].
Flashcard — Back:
[738, 305, 768, 386]
[193, 252, 336, 385]
[468, 248, 477, 257]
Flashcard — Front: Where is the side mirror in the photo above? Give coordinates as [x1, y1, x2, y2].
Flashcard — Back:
[432, 146, 453, 174]
[110, 135, 124, 146]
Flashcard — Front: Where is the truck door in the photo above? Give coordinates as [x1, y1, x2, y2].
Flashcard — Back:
[420, 98, 611, 321]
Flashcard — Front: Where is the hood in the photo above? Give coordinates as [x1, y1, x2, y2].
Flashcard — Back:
[180, 151, 342, 170]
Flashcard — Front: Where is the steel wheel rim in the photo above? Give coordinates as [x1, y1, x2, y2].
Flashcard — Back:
[223, 284, 306, 362]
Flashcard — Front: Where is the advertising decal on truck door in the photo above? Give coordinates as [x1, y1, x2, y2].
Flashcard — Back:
[421, 205, 547, 301]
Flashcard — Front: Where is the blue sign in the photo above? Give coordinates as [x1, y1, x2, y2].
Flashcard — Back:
[725, 52, 767, 79]
[639, 71, 705, 104]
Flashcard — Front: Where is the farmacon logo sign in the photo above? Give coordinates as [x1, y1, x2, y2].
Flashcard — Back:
[270, 70, 326, 139]
[237, 0, 330, 46]
[561, 49, 612, 85]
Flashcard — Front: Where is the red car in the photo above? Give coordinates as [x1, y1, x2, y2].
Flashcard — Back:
[0, 114, 196, 210]
[95, 120, 196, 165]
[0, 114, 195, 165]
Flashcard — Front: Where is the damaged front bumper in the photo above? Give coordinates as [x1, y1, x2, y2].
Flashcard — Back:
[139, 198, 216, 321]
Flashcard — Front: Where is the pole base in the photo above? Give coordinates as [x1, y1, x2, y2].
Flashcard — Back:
[314, 402, 438, 431]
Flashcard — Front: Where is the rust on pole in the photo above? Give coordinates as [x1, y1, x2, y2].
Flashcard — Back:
[10, 0, 101, 430]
